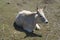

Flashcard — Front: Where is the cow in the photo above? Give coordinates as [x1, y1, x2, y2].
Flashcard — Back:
[14, 8, 48, 33]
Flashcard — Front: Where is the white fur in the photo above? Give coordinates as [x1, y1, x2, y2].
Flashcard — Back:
[36, 24, 41, 30]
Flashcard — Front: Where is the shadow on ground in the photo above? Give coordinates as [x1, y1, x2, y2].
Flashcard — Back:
[13, 22, 42, 38]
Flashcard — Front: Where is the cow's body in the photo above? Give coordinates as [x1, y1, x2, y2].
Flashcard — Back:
[15, 10, 37, 32]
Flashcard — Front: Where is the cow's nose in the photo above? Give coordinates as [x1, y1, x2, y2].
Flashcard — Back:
[45, 22, 48, 24]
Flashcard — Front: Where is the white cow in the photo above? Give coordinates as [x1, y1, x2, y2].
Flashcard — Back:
[15, 8, 48, 33]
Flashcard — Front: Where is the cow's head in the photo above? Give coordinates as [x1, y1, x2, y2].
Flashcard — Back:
[36, 8, 48, 24]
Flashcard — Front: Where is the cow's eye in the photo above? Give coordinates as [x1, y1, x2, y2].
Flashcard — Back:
[40, 15, 42, 17]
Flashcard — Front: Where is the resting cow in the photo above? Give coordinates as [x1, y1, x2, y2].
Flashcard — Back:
[14, 8, 48, 33]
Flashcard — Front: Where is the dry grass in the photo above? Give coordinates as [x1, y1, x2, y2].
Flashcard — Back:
[0, 0, 60, 40]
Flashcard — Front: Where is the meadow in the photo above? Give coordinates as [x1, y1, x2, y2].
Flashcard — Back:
[0, 0, 60, 40]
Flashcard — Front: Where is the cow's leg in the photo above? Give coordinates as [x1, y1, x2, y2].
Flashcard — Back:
[35, 24, 41, 30]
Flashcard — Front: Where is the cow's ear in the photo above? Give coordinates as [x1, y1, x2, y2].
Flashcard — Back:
[37, 9, 40, 12]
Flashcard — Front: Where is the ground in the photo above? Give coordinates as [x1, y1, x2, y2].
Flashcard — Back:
[0, 0, 60, 40]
